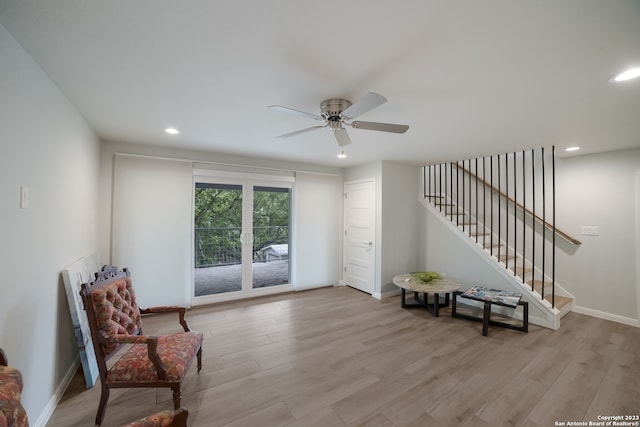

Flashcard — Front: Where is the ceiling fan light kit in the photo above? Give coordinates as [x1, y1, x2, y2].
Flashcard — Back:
[270, 92, 409, 149]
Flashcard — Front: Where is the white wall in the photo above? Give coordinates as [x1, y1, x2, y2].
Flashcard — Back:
[556, 148, 640, 325]
[293, 172, 343, 290]
[0, 24, 100, 425]
[380, 161, 420, 296]
[100, 141, 344, 297]
[112, 155, 193, 306]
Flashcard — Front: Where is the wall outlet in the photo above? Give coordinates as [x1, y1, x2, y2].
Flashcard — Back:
[581, 225, 599, 236]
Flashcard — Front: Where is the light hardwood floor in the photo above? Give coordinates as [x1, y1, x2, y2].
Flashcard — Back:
[47, 286, 640, 427]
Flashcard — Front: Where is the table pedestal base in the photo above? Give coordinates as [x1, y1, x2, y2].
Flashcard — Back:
[400, 289, 451, 317]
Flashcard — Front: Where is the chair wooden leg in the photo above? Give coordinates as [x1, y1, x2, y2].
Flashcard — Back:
[197, 348, 202, 373]
[95, 384, 110, 426]
[173, 408, 189, 427]
[172, 386, 181, 410]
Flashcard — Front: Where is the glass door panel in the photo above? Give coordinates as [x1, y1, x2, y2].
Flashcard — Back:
[193, 183, 243, 296]
[252, 186, 290, 289]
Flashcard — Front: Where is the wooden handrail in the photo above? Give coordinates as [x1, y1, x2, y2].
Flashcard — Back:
[453, 163, 581, 246]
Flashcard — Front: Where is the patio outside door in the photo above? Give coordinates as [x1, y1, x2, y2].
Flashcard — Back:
[194, 182, 243, 295]
[193, 178, 291, 302]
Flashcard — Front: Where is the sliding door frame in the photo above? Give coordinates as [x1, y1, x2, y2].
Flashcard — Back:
[192, 169, 294, 305]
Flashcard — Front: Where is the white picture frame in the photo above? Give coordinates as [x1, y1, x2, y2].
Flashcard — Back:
[61, 253, 101, 388]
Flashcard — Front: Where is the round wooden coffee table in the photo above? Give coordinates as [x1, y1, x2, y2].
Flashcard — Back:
[393, 273, 460, 316]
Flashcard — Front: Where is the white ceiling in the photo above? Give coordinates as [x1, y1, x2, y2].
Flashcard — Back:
[1, 0, 639, 167]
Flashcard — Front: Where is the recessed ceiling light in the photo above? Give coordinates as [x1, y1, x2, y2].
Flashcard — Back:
[565, 146, 580, 152]
[337, 150, 347, 159]
[609, 67, 640, 82]
[165, 127, 180, 135]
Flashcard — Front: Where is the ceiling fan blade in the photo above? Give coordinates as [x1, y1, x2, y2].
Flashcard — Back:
[269, 105, 323, 121]
[341, 92, 387, 119]
[350, 120, 409, 134]
[333, 128, 352, 146]
[275, 125, 326, 139]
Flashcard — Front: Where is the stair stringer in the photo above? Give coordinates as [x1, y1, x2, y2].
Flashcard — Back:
[419, 195, 562, 330]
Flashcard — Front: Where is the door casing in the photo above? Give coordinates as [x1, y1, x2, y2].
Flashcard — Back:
[343, 178, 376, 294]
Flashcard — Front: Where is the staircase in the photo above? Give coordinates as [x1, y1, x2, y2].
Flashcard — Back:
[422, 148, 581, 329]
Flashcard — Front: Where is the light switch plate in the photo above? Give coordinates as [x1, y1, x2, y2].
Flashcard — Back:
[580, 225, 598, 236]
[20, 186, 29, 209]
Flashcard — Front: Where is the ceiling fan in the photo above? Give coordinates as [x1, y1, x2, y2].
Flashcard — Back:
[269, 92, 409, 147]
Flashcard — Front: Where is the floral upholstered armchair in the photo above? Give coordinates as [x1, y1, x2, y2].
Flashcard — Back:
[0, 348, 29, 427]
[80, 266, 203, 426]
[122, 408, 188, 427]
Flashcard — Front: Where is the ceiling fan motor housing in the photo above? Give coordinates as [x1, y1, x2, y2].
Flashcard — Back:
[321, 98, 352, 121]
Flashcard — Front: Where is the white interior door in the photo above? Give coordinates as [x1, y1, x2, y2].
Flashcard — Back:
[343, 179, 376, 294]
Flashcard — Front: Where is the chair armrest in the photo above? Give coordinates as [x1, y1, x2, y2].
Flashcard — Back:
[140, 305, 183, 314]
[140, 306, 191, 332]
[104, 335, 153, 345]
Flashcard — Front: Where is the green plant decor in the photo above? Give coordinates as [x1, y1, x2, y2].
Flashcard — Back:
[410, 271, 442, 283]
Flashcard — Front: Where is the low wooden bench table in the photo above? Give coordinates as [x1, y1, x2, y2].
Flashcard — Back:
[392, 274, 460, 317]
[452, 285, 528, 336]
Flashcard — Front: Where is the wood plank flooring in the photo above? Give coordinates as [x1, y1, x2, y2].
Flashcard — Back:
[47, 286, 640, 427]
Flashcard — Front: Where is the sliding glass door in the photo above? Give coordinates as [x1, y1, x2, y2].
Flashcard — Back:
[194, 183, 243, 295]
[193, 177, 291, 301]
[252, 186, 290, 289]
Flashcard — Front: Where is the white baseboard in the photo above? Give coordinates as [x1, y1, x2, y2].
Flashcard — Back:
[32, 356, 81, 427]
[379, 288, 401, 300]
[294, 283, 333, 292]
[573, 305, 640, 328]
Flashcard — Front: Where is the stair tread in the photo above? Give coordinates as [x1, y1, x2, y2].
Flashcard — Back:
[511, 266, 532, 275]
[498, 254, 516, 261]
[526, 279, 553, 292]
[545, 294, 572, 309]
[523, 281, 571, 308]
[484, 242, 504, 248]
